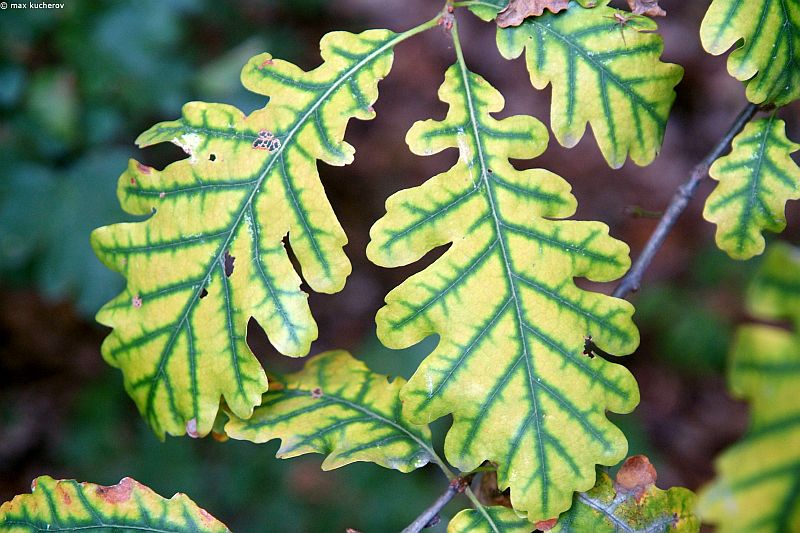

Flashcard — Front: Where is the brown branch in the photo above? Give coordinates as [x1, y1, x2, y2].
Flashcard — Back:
[612, 102, 760, 299]
[401, 475, 475, 533]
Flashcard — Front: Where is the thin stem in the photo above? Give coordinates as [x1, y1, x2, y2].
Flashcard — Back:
[402, 475, 476, 533]
[397, 11, 446, 41]
[612, 102, 760, 299]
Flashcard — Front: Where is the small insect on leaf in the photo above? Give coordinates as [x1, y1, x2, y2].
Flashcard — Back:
[368, 61, 640, 522]
[495, 1, 683, 167]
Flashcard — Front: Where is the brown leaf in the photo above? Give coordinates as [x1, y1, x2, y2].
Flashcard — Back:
[614, 455, 658, 502]
[477, 471, 512, 508]
[626, 0, 666, 17]
[496, 0, 569, 28]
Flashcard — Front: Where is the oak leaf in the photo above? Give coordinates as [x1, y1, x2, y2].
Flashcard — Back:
[627, 0, 666, 17]
[497, 0, 569, 27]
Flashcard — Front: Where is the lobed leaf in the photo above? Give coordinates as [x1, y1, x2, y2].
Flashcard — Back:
[704, 116, 800, 260]
[368, 62, 640, 521]
[495, 0, 683, 168]
[701, 0, 800, 107]
[496, 0, 570, 28]
[551, 457, 698, 532]
[448, 507, 532, 533]
[225, 350, 435, 473]
[698, 244, 800, 532]
[91, 29, 401, 438]
[469, 0, 598, 21]
[0, 476, 229, 532]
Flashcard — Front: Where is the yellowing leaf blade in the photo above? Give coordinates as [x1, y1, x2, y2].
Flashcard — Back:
[225, 351, 435, 473]
[448, 506, 532, 533]
[368, 62, 639, 522]
[552, 460, 698, 532]
[0, 476, 229, 532]
[704, 116, 800, 260]
[701, 0, 800, 106]
[91, 29, 401, 438]
[496, 2, 683, 168]
[698, 244, 800, 533]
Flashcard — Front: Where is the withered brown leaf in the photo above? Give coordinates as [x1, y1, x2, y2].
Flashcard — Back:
[496, 0, 569, 28]
[627, 0, 666, 17]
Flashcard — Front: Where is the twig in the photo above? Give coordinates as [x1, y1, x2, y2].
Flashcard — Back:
[401, 475, 475, 533]
[612, 102, 760, 299]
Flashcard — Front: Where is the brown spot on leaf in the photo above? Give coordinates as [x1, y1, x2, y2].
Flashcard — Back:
[130, 177, 137, 186]
[58, 487, 72, 505]
[132, 295, 142, 309]
[497, 0, 569, 28]
[615, 455, 657, 502]
[260, 58, 274, 68]
[31, 478, 38, 491]
[627, 0, 665, 16]
[223, 252, 235, 277]
[311, 387, 323, 399]
[535, 518, 558, 531]
[186, 418, 200, 438]
[136, 163, 152, 174]
[95, 478, 134, 504]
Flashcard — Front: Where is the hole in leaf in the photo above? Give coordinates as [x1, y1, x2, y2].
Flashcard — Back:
[224, 251, 235, 277]
[209, 153, 217, 162]
[200, 288, 208, 299]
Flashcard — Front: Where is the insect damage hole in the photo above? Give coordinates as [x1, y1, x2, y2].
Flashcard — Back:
[223, 251, 235, 277]
[209, 153, 217, 162]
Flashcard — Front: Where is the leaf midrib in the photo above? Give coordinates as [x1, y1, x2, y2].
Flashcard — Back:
[576, 491, 679, 533]
[452, 36, 551, 509]
[737, 113, 775, 251]
[277, 387, 437, 462]
[140, 31, 406, 431]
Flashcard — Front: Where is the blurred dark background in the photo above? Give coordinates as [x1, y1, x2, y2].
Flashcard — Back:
[1, 0, 798, 531]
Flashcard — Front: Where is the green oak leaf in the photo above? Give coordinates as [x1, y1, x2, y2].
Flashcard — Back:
[552, 458, 698, 532]
[704, 116, 800, 260]
[225, 350, 435, 473]
[495, 0, 683, 168]
[701, 0, 800, 106]
[698, 244, 800, 532]
[0, 476, 229, 532]
[448, 506, 532, 533]
[91, 29, 405, 439]
[367, 62, 640, 521]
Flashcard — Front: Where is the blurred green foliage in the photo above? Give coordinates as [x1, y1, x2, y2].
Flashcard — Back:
[0, 0, 330, 315]
[635, 247, 757, 375]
